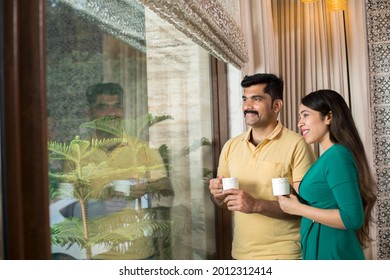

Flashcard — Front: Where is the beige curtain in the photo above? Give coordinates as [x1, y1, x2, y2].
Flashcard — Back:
[240, 0, 375, 258]
[240, 0, 349, 132]
[103, 35, 149, 139]
[240, 0, 279, 75]
[345, 0, 375, 260]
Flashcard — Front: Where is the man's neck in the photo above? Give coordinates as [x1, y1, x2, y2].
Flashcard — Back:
[250, 121, 278, 146]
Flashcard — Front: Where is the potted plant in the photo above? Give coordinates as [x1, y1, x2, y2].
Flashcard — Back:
[49, 114, 211, 259]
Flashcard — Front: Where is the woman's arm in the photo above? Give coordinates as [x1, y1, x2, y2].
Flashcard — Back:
[278, 194, 346, 228]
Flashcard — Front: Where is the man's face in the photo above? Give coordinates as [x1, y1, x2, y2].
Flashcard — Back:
[241, 83, 278, 128]
[90, 93, 124, 139]
[91, 94, 124, 119]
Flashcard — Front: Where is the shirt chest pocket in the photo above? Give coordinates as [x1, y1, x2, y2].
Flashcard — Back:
[256, 161, 289, 183]
[252, 161, 290, 199]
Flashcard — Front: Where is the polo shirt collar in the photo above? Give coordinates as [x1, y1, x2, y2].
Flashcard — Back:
[243, 121, 283, 142]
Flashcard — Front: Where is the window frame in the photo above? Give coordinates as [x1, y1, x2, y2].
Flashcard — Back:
[3, 0, 51, 259]
[2, 0, 232, 260]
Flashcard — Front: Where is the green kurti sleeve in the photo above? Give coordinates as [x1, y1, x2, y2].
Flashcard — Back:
[326, 146, 364, 230]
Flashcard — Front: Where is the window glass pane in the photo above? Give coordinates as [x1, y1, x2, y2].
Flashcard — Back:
[47, 0, 215, 260]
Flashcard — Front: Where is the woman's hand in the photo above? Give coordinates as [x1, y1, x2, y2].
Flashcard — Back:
[277, 194, 302, 216]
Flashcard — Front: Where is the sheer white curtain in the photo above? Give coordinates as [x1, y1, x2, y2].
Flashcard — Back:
[240, 0, 350, 131]
[345, 0, 376, 260]
[240, 0, 279, 75]
[240, 0, 375, 258]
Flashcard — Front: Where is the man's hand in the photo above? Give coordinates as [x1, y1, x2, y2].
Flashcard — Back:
[209, 176, 229, 206]
[223, 188, 258, 213]
[209, 176, 224, 198]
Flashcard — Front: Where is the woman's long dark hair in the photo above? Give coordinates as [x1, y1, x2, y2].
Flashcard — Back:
[302, 89, 377, 248]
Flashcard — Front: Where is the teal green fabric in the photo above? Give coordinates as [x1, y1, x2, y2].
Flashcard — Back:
[299, 144, 365, 260]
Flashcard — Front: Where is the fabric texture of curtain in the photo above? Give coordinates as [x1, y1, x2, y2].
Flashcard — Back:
[240, 0, 279, 75]
[138, 0, 248, 68]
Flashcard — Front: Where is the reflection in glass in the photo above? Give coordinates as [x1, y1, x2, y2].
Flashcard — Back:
[47, 0, 215, 260]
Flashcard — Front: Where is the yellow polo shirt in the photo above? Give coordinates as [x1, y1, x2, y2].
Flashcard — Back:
[218, 122, 315, 259]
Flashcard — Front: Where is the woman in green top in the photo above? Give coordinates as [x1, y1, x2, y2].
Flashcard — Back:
[278, 90, 377, 259]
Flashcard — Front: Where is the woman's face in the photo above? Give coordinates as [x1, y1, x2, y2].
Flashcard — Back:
[298, 104, 333, 149]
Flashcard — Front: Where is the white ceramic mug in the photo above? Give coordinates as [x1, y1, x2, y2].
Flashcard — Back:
[222, 177, 239, 191]
[113, 180, 131, 196]
[271, 177, 290, 196]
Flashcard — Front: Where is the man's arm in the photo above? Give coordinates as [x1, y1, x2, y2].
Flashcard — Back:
[146, 177, 175, 208]
[222, 182, 302, 220]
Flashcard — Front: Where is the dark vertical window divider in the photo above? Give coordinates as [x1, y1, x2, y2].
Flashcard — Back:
[3, 0, 50, 259]
[211, 57, 233, 260]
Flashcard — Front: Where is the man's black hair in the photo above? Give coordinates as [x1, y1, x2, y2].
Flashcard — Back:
[86, 82, 124, 106]
[241, 73, 284, 101]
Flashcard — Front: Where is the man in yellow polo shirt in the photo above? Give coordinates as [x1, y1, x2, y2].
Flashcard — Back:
[209, 73, 315, 259]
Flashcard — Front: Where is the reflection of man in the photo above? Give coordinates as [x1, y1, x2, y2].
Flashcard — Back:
[85, 82, 174, 205]
[86, 82, 125, 140]
[73, 82, 174, 259]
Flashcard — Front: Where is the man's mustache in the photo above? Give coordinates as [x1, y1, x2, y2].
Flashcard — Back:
[244, 110, 258, 116]
[99, 116, 122, 121]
